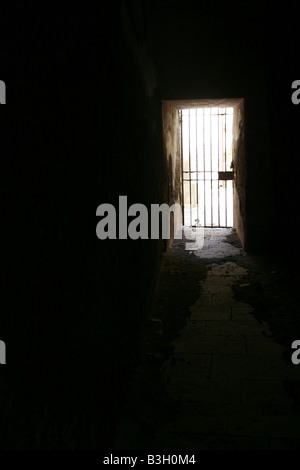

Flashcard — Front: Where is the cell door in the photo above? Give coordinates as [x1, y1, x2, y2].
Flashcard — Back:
[180, 107, 234, 228]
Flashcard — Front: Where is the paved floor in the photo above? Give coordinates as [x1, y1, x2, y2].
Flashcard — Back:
[114, 229, 300, 450]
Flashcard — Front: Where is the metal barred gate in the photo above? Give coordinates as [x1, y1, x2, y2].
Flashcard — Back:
[180, 107, 234, 228]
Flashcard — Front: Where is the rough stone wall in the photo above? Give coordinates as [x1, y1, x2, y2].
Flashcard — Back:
[1, 2, 168, 449]
[243, 86, 275, 251]
[162, 101, 182, 247]
[232, 100, 246, 246]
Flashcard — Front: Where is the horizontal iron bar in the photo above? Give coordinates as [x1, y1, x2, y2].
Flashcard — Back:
[182, 113, 229, 116]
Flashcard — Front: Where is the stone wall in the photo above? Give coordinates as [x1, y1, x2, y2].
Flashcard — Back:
[162, 101, 182, 247]
[232, 100, 246, 246]
[1, 2, 168, 449]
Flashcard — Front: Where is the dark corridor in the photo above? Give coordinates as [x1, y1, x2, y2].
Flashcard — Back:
[1, 0, 300, 458]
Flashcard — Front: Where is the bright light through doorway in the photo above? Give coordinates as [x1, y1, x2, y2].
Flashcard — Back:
[181, 107, 234, 228]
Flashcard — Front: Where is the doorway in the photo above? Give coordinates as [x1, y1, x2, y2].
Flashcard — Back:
[180, 107, 234, 228]
[162, 98, 245, 247]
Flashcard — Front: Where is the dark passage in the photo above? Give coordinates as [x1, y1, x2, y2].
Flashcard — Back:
[1, 0, 300, 451]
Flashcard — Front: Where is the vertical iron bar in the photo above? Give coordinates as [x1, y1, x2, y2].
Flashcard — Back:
[217, 108, 220, 227]
[210, 107, 213, 227]
[232, 109, 234, 228]
[180, 110, 184, 226]
[196, 108, 199, 225]
[225, 108, 227, 227]
[203, 108, 206, 227]
[189, 109, 192, 226]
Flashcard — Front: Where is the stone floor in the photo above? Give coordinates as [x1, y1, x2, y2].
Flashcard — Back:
[114, 228, 300, 450]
